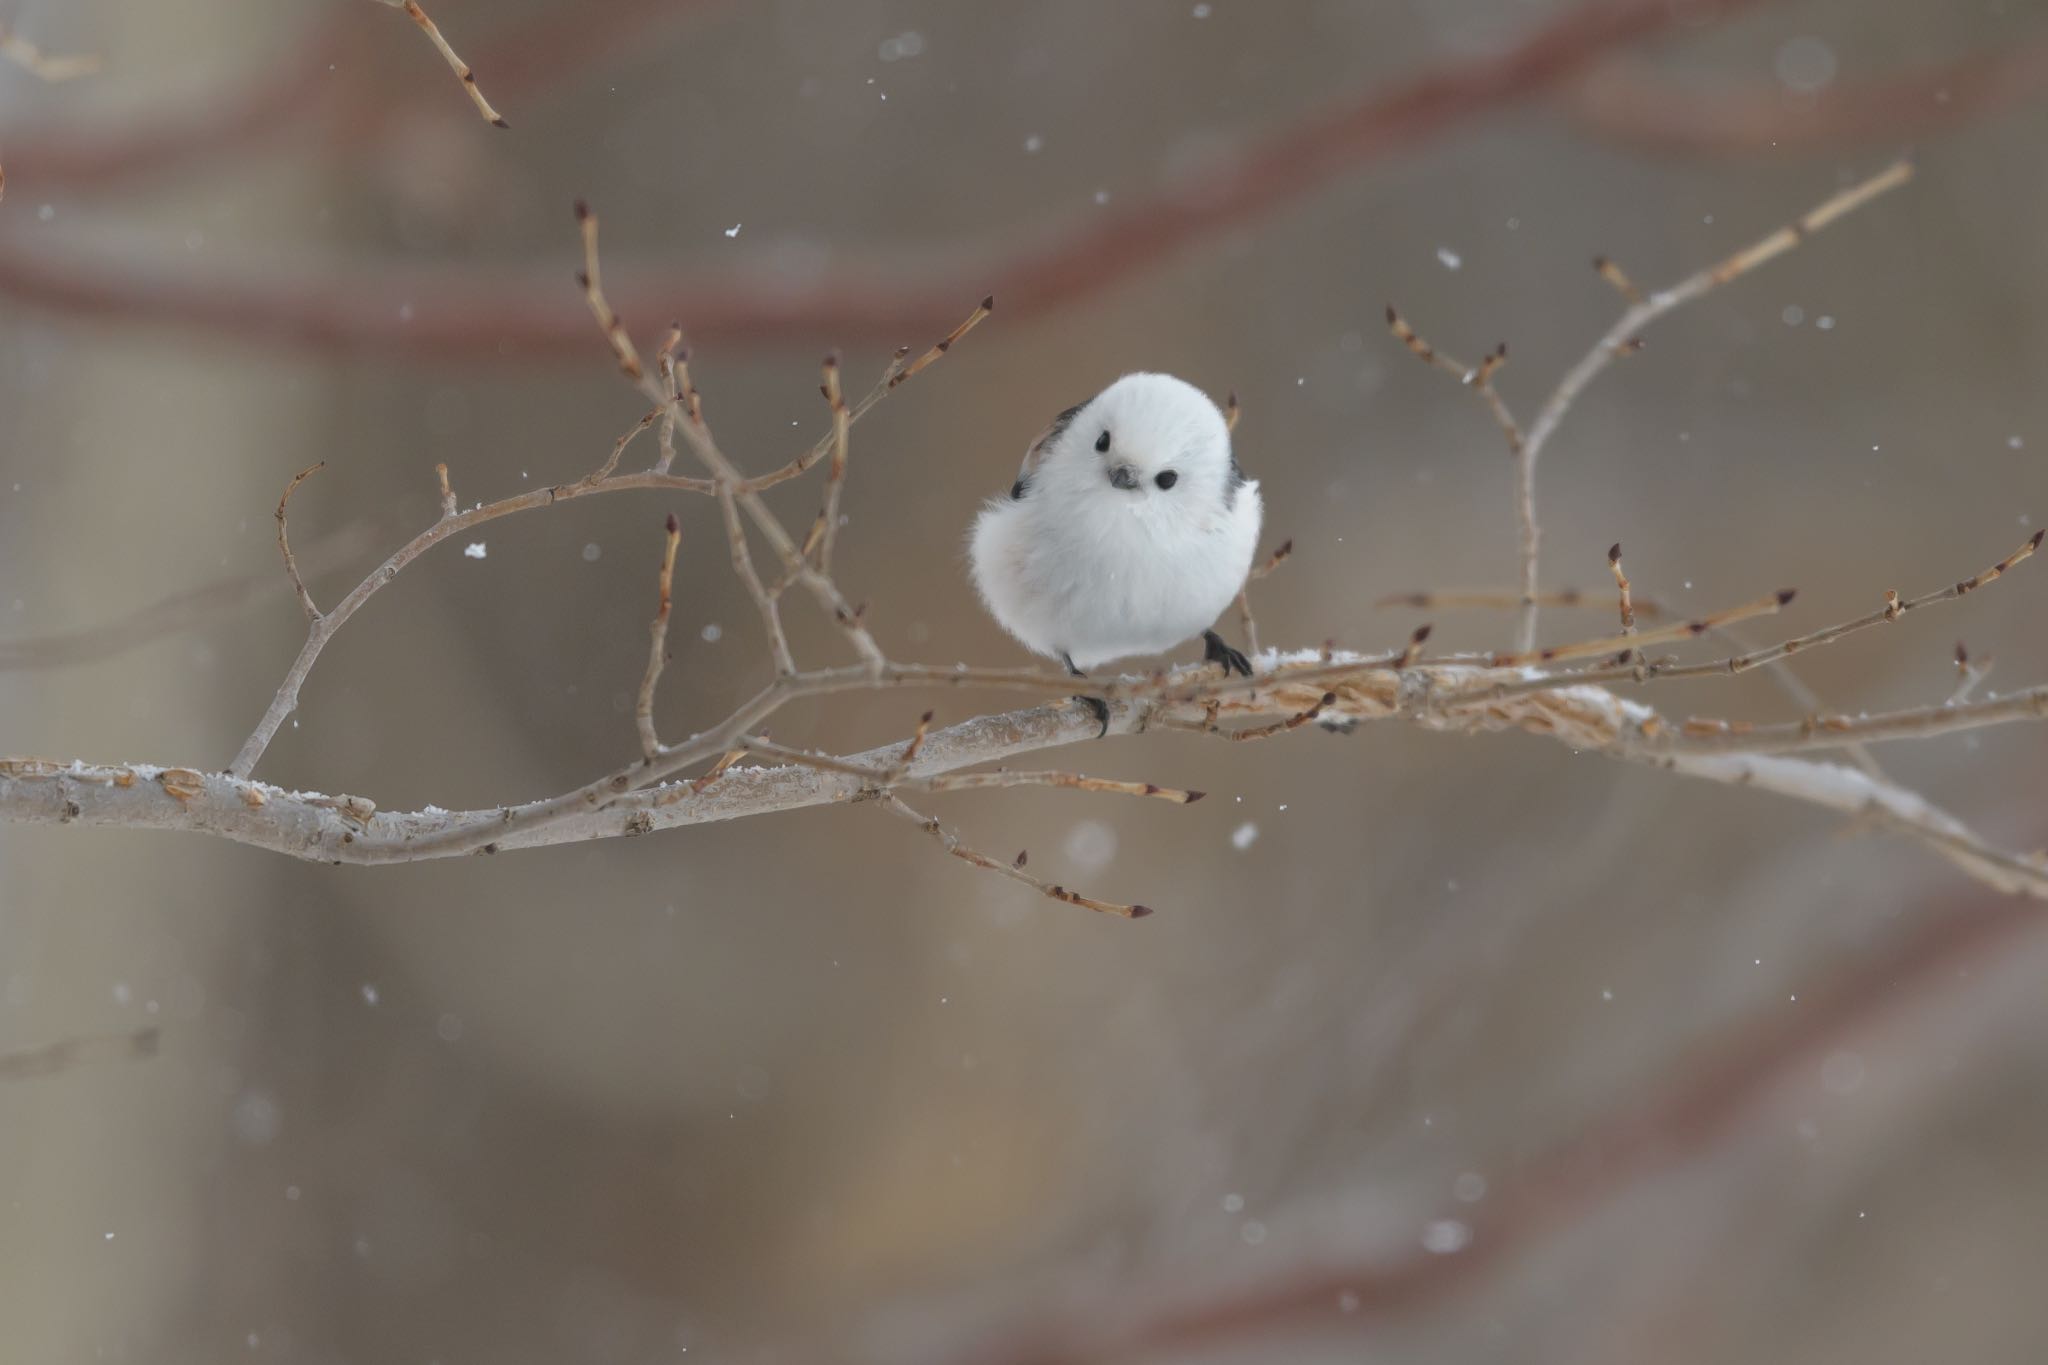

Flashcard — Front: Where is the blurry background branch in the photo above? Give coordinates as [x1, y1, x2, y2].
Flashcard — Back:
[0, 0, 1932, 359]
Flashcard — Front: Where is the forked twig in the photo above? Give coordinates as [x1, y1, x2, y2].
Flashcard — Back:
[1502, 158, 1914, 651]
[718, 481, 795, 677]
[1386, 307, 1524, 453]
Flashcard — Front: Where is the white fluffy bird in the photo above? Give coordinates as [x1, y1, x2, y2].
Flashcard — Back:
[969, 373, 1262, 727]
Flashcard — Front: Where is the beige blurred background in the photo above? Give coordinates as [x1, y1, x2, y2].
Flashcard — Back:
[4, 1, 2048, 1361]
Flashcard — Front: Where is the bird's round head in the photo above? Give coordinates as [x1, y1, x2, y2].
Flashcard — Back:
[1040, 372, 1238, 507]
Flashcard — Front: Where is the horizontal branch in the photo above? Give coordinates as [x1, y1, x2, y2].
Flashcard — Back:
[9, 654, 2045, 905]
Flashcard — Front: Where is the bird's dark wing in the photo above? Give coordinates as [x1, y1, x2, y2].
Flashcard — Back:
[1011, 401, 1084, 499]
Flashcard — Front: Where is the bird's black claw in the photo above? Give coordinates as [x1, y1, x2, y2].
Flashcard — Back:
[1072, 694, 1111, 738]
[1202, 629, 1253, 678]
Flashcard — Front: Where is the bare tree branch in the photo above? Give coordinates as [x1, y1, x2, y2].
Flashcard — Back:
[373, 0, 509, 128]
[1398, 159, 1914, 655]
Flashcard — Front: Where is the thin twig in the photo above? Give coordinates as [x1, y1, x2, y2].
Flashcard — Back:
[1705, 618, 1886, 780]
[1488, 587, 1794, 667]
[814, 352, 852, 574]
[882, 795, 1152, 919]
[1207, 691, 1338, 742]
[1375, 586, 1666, 617]
[1385, 308, 1524, 453]
[653, 326, 684, 473]
[1386, 306, 1536, 636]
[574, 200, 642, 379]
[1949, 641, 1993, 706]
[572, 231, 885, 675]
[636, 513, 681, 760]
[1462, 528, 2042, 701]
[915, 771, 1204, 803]
[1234, 538, 1291, 660]
[274, 462, 326, 622]
[719, 482, 795, 677]
[894, 710, 935, 774]
[1592, 255, 1644, 305]
[594, 406, 660, 481]
[1662, 685, 2048, 757]
[434, 461, 457, 518]
[228, 465, 716, 778]
[1608, 542, 1637, 663]
[889, 295, 995, 390]
[685, 747, 745, 796]
[377, 0, 508, 128]
[733, 735, 890, 782]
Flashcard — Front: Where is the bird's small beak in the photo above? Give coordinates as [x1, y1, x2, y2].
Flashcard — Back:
[1107, 464, 1140, 491]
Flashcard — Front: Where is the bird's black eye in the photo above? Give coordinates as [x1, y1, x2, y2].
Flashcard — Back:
[1094, 430, 1111, 454]
[1154, 470, 1178, 490]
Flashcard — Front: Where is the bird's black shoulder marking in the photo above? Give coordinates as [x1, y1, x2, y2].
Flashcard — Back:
[1041, 402, 1084, 448]
[1225, 455, 1247, 507]
[1014, 400, 1087, 498]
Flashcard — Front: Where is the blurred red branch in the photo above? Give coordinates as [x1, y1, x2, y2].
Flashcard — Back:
[1562, 39, 2048, 155]
[958, 895, 2043, 1365]
[0, 0, 714, 191]
[0, 0, 1787, 360]
[0, 13, 349, 189]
